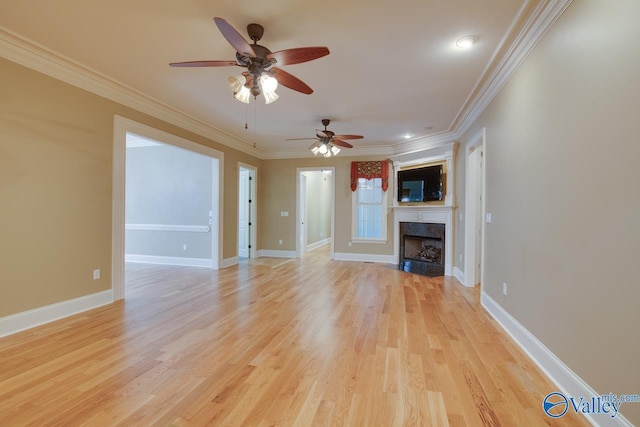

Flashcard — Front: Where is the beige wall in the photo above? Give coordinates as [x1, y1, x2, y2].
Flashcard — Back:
[456, 0, 640, 423]
[0, 57, 260, 317]
[260, 156, 393, 255]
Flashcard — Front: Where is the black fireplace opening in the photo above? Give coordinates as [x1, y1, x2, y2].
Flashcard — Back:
[399, 222, 445, 276]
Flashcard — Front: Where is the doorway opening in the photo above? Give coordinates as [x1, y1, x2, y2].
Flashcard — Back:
[296, 168, 335, 258]
[238, 163, 257, 261]
[112, 116, 223, 300]
[464, 128, 486, 289]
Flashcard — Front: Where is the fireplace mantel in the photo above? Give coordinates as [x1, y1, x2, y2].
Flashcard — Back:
[390, 142, 457, 276]
[393, 206, 453, 276]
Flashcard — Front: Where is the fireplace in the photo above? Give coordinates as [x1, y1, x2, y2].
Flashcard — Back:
[399, 222, 445, 276]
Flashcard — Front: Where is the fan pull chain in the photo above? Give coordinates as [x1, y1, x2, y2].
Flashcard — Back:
[253, 105, 257, 148]
[244, 103, 248, 130]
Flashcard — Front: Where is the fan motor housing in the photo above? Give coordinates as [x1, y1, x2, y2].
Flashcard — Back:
[247, 23, 264, 42]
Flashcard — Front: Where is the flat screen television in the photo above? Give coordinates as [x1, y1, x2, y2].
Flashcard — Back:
[397, 164, 443, 202]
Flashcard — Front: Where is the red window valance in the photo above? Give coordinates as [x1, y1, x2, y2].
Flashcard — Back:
[351, 160, 389, 191]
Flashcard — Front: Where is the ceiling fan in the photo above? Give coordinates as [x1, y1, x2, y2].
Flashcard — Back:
[170, 17, 329, 104]
[287, 119, 364, 157]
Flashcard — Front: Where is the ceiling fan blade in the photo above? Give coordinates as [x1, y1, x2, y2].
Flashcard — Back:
[267, 47, 330, 65]
[285, 138, 318, 141]
[332, 139, 354, 148]
[271, 67, 313, 94]
[213, 17, 256, 57]
[169, 60, 238, 67]
[316, 131, 328, 138]
[332, 134, 364, 140]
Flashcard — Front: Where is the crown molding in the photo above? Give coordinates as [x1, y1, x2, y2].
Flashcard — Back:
[0, 26, 264, 159]
[449, 0, 574, 137]
[0, 1, 572, 161]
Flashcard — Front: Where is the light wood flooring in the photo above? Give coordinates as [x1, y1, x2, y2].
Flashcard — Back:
[0, 248, 587, 426]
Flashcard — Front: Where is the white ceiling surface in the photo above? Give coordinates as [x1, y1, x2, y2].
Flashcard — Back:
[0, 0, 526, 158]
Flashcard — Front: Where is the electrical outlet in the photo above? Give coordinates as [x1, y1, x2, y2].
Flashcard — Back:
[182, 244, 187, 251]
[278, 239, 283, 245]
[348, 241, 352, 247]
[459, 254, 462, 262]
[93, 269, 101, 280]
[503, 282, 508, 296]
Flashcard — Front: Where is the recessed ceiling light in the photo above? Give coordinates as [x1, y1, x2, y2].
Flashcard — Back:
[404, 134, 412, 139]
[456, 35, 477, 49]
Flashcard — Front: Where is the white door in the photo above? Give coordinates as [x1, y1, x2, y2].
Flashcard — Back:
[238, 169, 250, 258]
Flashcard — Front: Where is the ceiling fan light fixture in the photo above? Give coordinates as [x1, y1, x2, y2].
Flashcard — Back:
[309, 141, 322, 155]
[260, 74, 278, 92]
[263, 89, 279, 104]
[259, 74, 279, 104]
[228, 74, 247, 92]
[234, 85, 251, 103]
[330, 145, 341, 156]
[318, 143, 329, 155]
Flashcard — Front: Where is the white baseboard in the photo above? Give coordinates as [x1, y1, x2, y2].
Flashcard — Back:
[453, 266, 465, 286]
[333, 252, 395, 264]
[306, 238, 331, 252]
[222, 256, 238, 268]
[257, 250, 297, 258]
[481, 292, 633, 427]
[0, 290, 113, 338]
[125, 254, 212, 268]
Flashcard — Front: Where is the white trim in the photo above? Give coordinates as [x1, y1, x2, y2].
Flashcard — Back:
[296, 167, 336, 259]
[238, 162, 258, 260]
[453, 266, 466, 286]
[0, 27, 262, 159]
[0, 290, 113, 339]
[351, 177, 388, 242]
[464, 128, 486, 288]
[482, 292, 633, 427]
[258, 250, 297, 259]
[113, 116, 224, 301]
[350, 238, 387, 245]
[333, 252, 395, 264]
[450, 0, 574, 136]
[222, 257, 239, 268]
[306, 238, 331, 252]
[125, 254, 212, 268]
[0, 2, 571, 160]
[125, 224, 210, 233]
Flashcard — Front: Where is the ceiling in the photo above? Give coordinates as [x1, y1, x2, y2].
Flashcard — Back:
[0, 0, 531, 159]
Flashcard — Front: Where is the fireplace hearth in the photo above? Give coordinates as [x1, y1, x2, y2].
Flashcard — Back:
[399, 222, 445, 276]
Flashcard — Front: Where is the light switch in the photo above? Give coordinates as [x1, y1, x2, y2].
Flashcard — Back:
[485, 213, 492, 223]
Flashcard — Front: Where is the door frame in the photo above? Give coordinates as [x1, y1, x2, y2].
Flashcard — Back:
[238, 162, 257, 260]
[112, 115, 224, 300]
[296, 167, 335, 258]
[464, 127, 486, 289]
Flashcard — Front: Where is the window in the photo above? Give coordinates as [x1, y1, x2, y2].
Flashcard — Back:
[352, 177, 387, 242]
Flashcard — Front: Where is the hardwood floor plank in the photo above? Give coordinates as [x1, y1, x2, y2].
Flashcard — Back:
[0, 248, 588, 426]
